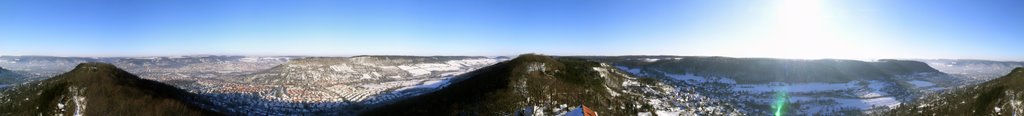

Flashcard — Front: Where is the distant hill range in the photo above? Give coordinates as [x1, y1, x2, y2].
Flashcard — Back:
[0, 63, 219, 115]
[882, 67, 1024, 115]
[918, 59, 1024, 84]
[0, 55, 295, 78]
[584, 56, 943, 84]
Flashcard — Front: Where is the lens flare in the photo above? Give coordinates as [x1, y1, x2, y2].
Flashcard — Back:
[773, 88, 788, 116]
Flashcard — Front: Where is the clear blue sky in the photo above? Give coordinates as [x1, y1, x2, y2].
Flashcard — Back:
[0, 0, 1021, 60]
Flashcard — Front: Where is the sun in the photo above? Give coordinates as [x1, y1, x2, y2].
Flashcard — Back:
[710, 0, 883, 59]
[770, 0, 838, 57]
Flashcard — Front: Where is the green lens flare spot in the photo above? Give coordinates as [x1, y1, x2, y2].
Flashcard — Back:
[773, 88, 788, 116]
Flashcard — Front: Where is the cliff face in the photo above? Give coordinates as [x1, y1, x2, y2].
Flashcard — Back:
[0, 63, 219, 116]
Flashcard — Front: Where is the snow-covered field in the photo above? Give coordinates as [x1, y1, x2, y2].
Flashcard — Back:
[393, 78, 453, 92]
[907, 80, 935, 88]
[733, 81, 862, 93]
[732, 80, 903, 113]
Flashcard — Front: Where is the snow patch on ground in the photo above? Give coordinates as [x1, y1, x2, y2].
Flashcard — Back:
[592, 67, 608, 78]
[397, 65, 436, 76]
[391, 77, 458, 97]
[733, 81, 861, 93]
[790, 96, 900, 113]
[57, 102, 66, 112]
[642, 58, 660, 62]
[858, 80, 890, 98]
[240, 57, 260, 62]
[861, 91, 886, 98]
[408, 78, 451, 90]
[867, 80, 886, 91]
[527, 63, 546, 73]
[329, 64, 355, 72]
[907, 80, 935, 88]
[833, 97, 901, 110]
[71, 87, 87, 116]
[606, 87, 620, 97]
[445, 58, 500, 67]
[396, 59, 499, 76]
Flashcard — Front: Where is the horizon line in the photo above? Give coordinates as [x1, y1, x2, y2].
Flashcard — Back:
[1, 54, 1021, 62]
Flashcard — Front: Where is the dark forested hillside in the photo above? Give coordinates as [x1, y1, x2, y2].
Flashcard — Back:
[0, 63, 220, 116]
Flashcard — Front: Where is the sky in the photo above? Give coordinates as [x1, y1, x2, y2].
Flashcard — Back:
[0, 0, 1021, 61]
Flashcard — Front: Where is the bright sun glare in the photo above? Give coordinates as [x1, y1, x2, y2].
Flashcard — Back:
[714, 0, 883, 59]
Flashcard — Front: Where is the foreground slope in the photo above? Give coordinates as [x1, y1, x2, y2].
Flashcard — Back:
[882, 67, 1024, 115]
[363, 54, 743, 115]
[0, 63, 218, 115]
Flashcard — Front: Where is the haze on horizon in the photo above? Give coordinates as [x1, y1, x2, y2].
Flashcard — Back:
[0, 0, 1021, 61]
